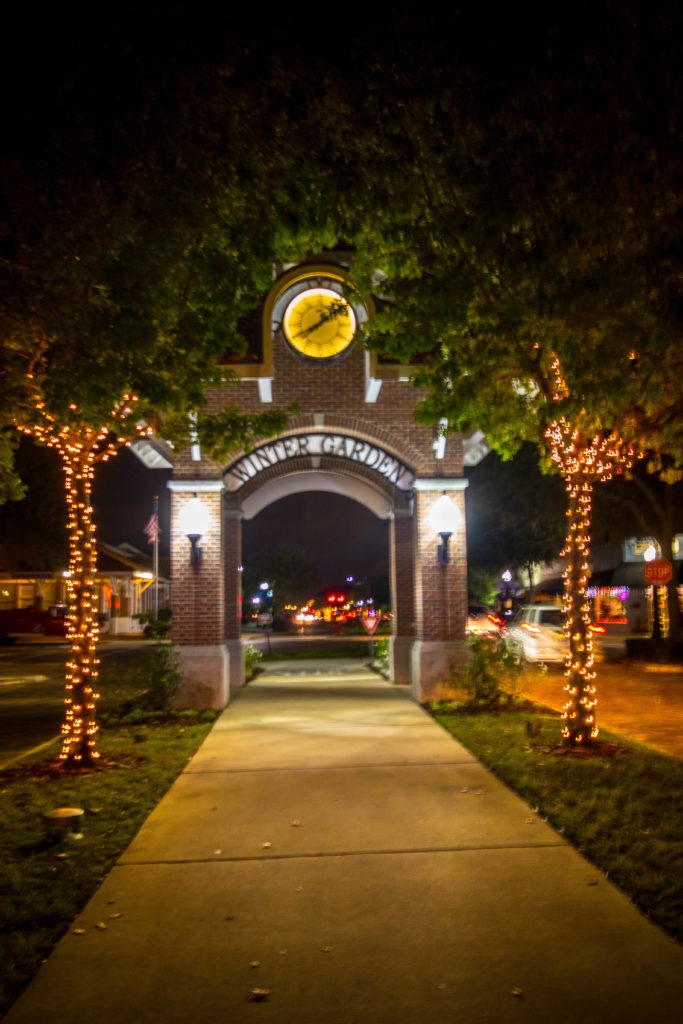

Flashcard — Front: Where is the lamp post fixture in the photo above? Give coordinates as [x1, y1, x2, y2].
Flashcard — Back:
[428, 493, 461, 565]
[501, 569, 513, 614]
[178, 495, 210, 569]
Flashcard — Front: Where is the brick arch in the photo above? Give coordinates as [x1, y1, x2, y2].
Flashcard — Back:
[217, 450, 416, 695]
[170, 256, 471, 710]
[235, 469, 395, 521]
[222, 423, 419, 521]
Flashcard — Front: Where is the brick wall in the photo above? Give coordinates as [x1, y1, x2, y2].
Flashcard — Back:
[171, 488, 224, 646]
[170, 262, 470, 696]
[174, 338, 463, 481]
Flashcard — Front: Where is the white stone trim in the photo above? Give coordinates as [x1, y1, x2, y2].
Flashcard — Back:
[257, 378, 273, 403]
[413, 478, 468, 491]
[168, 480, 225, 493]
[240, 470, 394, 520]
[365, 377, 382, 403]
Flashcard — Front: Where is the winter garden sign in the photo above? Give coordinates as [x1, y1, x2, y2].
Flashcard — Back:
[225, 433, 415, 492]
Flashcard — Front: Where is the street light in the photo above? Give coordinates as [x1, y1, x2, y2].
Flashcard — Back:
[428, 493, 461, 565]
[178, 495, 210, 568]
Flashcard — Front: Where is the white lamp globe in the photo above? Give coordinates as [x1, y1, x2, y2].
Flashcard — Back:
[428, 494, 461, 537]
[178, 496, 210, 539]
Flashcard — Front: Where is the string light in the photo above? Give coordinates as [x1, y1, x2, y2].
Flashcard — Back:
[545, 400, 638, 746]
[17, 390, 149, 767]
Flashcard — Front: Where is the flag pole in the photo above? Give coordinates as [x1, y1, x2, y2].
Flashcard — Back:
[153, 495, 159, 620]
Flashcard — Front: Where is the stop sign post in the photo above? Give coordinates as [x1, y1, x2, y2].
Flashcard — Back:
[361, 613, 380, 657]
[644, 558, 672, 585]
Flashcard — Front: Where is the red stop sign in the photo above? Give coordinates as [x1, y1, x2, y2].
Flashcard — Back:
[644, 558, 672, 584]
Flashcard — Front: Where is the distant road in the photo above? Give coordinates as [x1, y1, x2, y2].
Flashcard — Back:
[4, 634, 679, 766]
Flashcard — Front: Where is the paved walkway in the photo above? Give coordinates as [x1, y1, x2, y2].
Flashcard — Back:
[5, 659, 683, 1024]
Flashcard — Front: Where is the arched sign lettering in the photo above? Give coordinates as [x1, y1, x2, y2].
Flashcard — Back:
[225, 433, 414, 492]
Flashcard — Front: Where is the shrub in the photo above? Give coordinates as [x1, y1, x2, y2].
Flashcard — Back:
[244, 644, 263, 681]
[129, 643, 182, 712]
[134, 608, 172, 639]
[459, 634, 522, 708]
[372, 638, 390, 677]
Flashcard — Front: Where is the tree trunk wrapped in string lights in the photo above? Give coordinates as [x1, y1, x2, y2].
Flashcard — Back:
[18, 393, 145, 768]
[546, 417, 637, 746]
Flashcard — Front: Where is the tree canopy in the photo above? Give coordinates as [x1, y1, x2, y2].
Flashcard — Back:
[1, 3, 682, 753]
[342, 2, 683, 465]
[318, 1, 683, 738]
[5, 3, 680, 468]
[0, 5, 363, 475]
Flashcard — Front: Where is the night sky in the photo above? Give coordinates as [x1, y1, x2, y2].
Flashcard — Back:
[242, 493, 389, 593]
[93, 448, 172, 556]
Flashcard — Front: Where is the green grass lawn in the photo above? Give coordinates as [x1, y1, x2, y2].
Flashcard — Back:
[0, 653, 217, 1018]
[430, 703, 683, 944]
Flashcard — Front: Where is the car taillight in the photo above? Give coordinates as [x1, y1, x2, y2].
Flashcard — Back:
[520, 623, 540, 634]
[589, 624, 606, 634]
[488, 614, 504, 627]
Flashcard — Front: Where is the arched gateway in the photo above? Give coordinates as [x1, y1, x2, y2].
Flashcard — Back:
[165, 258, 488, 706]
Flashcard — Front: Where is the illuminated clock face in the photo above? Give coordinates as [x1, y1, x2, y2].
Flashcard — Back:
[282, 287, 357, 360]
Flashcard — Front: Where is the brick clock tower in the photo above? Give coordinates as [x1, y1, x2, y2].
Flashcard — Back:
[166, 257, 487, 707]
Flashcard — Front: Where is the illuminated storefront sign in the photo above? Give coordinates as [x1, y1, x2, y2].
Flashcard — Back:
[225, 433, 414, 491]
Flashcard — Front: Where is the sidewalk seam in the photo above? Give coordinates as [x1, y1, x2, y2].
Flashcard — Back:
[184, 760, 479, 774]
[117, 840, 568, 866]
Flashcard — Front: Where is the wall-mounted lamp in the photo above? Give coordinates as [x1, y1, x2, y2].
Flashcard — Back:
[178, 494, 210, 568]
[428, 493, 461, 565]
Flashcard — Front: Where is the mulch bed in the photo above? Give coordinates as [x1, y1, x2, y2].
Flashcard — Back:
[0, 752, 148, 782]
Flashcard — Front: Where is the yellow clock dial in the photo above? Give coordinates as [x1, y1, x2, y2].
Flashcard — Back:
[282, 287, 357, 360]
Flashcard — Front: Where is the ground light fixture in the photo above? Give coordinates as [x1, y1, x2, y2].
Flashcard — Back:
[428, 493, 461, 565]
[178, 494, 210, 568]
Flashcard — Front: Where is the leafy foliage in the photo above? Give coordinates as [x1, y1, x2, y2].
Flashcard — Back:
[458, 636, 523, 709]
[344, 5, 683, 464]
[129, 644, 182, 713]
[0, 432, 25, 507]
[244, 644, 263, 681]
[242, 546, 318, 610]
[466, 568, 500, 607]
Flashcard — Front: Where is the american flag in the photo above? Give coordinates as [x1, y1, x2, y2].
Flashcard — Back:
[144, 512, 161, 544]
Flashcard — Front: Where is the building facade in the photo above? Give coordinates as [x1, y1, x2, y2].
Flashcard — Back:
[166, 258, 486, 707]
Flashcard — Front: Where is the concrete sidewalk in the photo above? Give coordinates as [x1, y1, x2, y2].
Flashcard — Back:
[6, 659, 683, 1023]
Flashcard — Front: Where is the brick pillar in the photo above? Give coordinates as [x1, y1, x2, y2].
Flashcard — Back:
[223, 502, 245, 693]
[388, 500, 415, 685]
[168, 481, 229, 709]
[411, 479, 469, 702]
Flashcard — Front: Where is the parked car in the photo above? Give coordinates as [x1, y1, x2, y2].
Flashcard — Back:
[503, 604, 567, 664]
[466, 605, 505, 639]
[0, 604, 68, 641]
[503, 603, 606, 664]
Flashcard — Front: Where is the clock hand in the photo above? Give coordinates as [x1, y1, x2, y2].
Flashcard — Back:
[295, 309, 335, 340]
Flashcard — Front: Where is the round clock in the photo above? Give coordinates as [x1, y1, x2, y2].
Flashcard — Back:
[282, 287, 357, 360]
